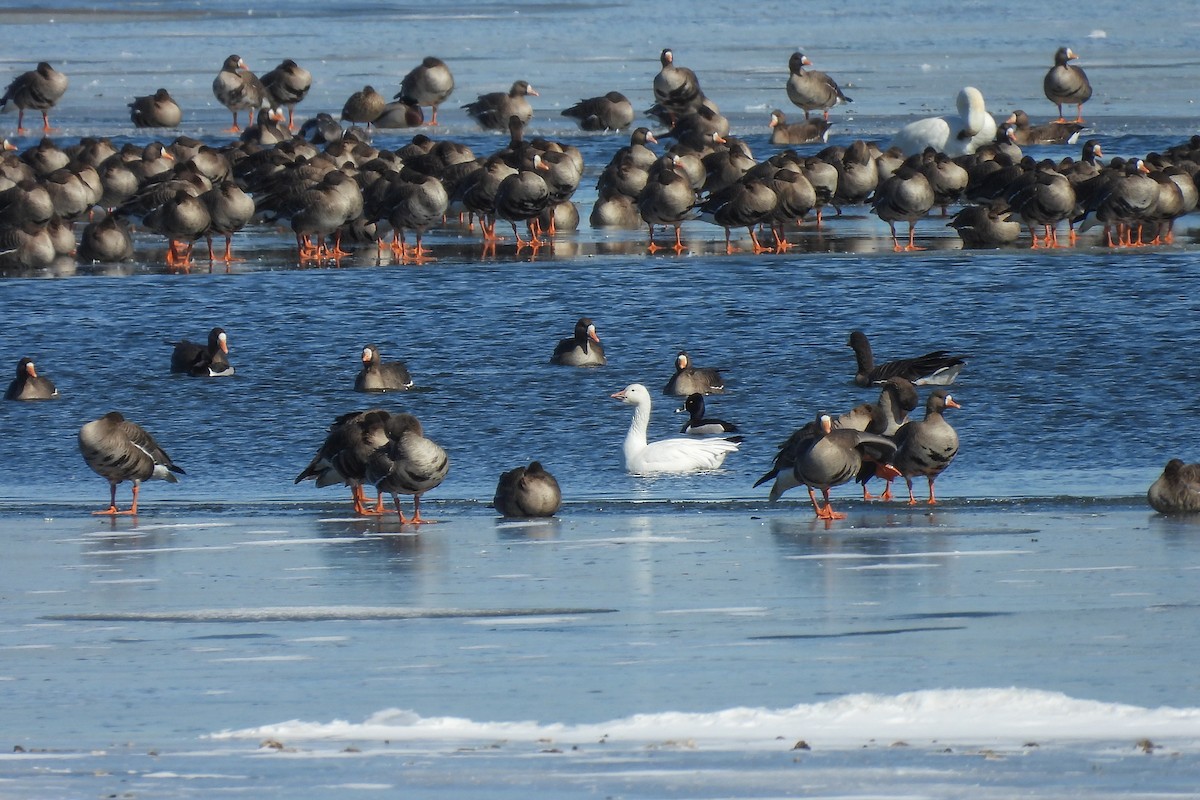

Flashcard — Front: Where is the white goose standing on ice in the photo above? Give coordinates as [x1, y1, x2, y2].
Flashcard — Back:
[611, 383, 738, 474]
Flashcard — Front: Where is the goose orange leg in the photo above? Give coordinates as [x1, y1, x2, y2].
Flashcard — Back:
[94, 483, 139, 516]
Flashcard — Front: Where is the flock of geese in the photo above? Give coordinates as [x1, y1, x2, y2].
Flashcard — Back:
[5, 317, 1197, 517]
[3, 46, 1199, 516]
[1, 45, 1198, 267]
[7, 319, 976, 521]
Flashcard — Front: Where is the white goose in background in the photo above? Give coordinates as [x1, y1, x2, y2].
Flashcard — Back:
[611, 383, 739, 474]
[890, 86, 997, 157]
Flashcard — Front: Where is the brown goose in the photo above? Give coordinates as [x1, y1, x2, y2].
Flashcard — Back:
[698, 175, 778, 253]
[365, 413, 450, 524]
[831, 139, 878, 209]
[78, 213, 135, 262]
[0, 222, 55, 268]
[261, 59, 311, 130]
[871, 155, 934, 251]
[1005, 109, 1083, 145]
[143, 189, 212, 268]
[203, 179, 255, 262]
[341, 85, 386, 128]
[1092, 157, 1157, 247]
[283, 169, 364, 261]
[550, 317, 606, 366]
[1008, 164, 1076, 248]
[373, 99, 425, 129]
[493, 461, 562, 518]
[766, 167, 816, 249]
[212, 55, 266, 132]
[562, 91, 634, 132]
[386, 167, 449, 261]
[768, 109, 832, 146]
[462, 80, 537, 131]
[947, 202, 1020, 248]
[652, 48, 704, 120]
[128, 88, 182, 128]
[892, 390, 961, 505]
[785, 52, 851, 121]
[494, 154, 551, 248]
[1, 62, 68, 134]
[79, 411, 184, 515]
[5, 357, 57, 400]
[168, 326, 232, 377]
[295, 409, 394, 515]
[793, 413, 898, 520]
[663, 350, 724, 396]
[1044, 47, 1092, 123]
[848, 330, 967, 388]
[639, 154, 695, 252]
[754, 385, 905, 502]
[589, 188, 641, 228]
[1148, 459, 1200, 514]
[354, 345, 413, 392]
[397, 56, 455, 126]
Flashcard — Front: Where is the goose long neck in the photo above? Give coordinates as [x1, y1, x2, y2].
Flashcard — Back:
[624, 401, 651, 456]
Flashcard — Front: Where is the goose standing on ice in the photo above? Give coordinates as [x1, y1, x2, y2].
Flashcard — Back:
[611, 383, 739, 474]
[791, 413, 899, 520]
[79, 411, 184, 515]
[785, 52, 851, 120]
[893, 390, 961, 505]
[365, 412, 450, 524]
[1044, 47, 1092, 123]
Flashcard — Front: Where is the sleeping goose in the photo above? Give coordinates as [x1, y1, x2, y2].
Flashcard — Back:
[128, 88, 182, 129]
[78, 411, 184, 515]
[354, 345, 413, 392]
[365, 412, 450, 524]
[611, 383, 738, 474]
[5, 357, 58, 400]
[261, 58, 312, 130]
[1147, 459, 1200, 515]
[562, 91, 634, 132]
[792, 413, 898, 520]
[168, 326, 233, 377]
[1, 62, 68, 134]
[892, 390, 961, 505]
[848, 330, 966, 387]
[663, 350, 725, 396]
[397, 56, 455, 126]
[295, 409, 394, 515]
[550, 317, 606, 366]
[493, 461, 562, 517]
